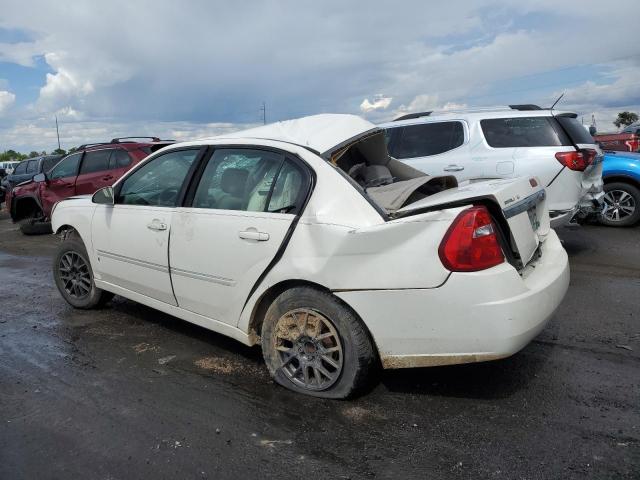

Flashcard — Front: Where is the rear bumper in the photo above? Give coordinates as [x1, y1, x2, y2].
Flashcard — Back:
[335, 230, 569, 368]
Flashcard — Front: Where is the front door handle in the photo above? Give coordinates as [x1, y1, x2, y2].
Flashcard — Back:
[444, 165, 465, 172]
[147, 220, 167, 231]
[239, 230, 269, 241]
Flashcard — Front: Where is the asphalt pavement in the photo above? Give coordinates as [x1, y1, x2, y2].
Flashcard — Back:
[0, 211, 638, 479]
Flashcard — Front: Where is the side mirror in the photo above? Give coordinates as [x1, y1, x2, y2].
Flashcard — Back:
[33, 172, 47, 183]
[589, 126, 597, 136]
[92, 186, 115, 205]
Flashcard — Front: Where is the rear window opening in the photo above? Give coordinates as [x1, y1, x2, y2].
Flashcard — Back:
[481, 117, 571, 148]
[330, 131, 457, 214]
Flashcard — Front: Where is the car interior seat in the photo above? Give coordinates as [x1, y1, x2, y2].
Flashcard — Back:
[217, 168, 249, 210]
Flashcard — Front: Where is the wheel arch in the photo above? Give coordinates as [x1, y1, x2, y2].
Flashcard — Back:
[246, 279, 379, 356]
[54, 224, 78, 237]
[603, 174, 640, 190]
[12, 195, 43, 222]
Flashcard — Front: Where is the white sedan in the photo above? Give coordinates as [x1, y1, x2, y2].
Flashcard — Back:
[51, 114, 569, 398]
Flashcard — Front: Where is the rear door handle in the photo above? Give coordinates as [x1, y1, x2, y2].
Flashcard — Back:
[238, 230, 270, 241]
[444, 165, 465, 172]
[102, 175, 114, 181]
[147, 220, 167, 231]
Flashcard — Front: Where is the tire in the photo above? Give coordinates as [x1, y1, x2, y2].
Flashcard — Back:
[599, 182, 640, 227]
[53, 232, 114, 309]
[20, 219, 53, 235]
[261, 286, 378, 399]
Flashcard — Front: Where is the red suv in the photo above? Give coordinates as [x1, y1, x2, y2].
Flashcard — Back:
[8, 137, 173, 234]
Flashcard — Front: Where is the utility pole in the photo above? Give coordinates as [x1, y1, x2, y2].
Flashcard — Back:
[55, 115, 61, 150]
[260, 101, 266, 125]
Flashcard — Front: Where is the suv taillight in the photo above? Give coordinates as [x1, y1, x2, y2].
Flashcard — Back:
[555, 149, 596, 171]
[438, 206, 505, 272]
[625, 139, 639, 152]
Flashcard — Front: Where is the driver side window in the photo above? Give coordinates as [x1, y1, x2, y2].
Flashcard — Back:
[49, 153, 82, 180]
[116, 149, 199, 206]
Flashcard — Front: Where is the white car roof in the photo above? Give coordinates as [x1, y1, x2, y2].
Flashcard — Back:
[203, 114, 378, 156]
[379, 108, 575, 128]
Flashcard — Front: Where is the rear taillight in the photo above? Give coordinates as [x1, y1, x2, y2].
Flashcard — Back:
[555, 149, 596, 171]
[438, 206, 505, 272]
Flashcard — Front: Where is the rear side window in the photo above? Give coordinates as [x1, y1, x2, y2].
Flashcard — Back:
[80, 150, 112, 174]
[386, 121, 465, 159]
[192, 149, 285, 212]
[556, 116, 594, 144]
[108, 149, 132, 169]
[481, 117, 570, 148]
[26, 160, 38, 174]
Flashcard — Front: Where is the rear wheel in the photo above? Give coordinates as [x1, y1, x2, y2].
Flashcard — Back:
[600, 182, 640, 227]
[53, 232, 113, 309]
[261, 287, 378, 398]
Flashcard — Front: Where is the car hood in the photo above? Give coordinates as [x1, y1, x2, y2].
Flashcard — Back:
[213, 114, 379, 157]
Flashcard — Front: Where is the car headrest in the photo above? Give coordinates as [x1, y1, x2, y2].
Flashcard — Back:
[220, 168, 249, 196]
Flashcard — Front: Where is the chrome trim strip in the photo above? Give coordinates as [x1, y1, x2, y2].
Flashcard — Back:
[503, 190, 546, 219]
[170, 267, 236, 287]
[96, 250, 168, 273]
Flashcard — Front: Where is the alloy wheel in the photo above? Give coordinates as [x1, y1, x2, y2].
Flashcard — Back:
[58, 251, 92, 299]
[272, 308, 343, 391]
[603, 189, 636, 223]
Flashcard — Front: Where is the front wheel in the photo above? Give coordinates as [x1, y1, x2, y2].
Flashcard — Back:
[261, 287, 378, 398]
[53, 232, 113, 309]
[600, 182, 640, 227]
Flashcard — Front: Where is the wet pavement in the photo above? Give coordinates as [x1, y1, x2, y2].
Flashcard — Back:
[0, 211, 638, 479]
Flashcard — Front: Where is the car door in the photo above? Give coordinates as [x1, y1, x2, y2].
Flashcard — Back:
[385, 120, 481, 181]
[75, 149, 114, 195]
[169, 147, 310, 326]
[40, 152, 83, 216]
[91, 148, 201, 305]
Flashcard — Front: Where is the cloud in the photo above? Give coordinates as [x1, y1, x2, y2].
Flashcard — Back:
[0, 90, 16, 113]
[360, 95, 392, 113]
[0, 1, 639, 149]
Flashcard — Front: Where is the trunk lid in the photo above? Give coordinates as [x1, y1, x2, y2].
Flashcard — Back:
[396, 177, 549, 267]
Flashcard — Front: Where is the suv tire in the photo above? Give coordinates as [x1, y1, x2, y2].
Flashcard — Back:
[261, 286, 378, 398]
[20, 217, 53, 235]
[53, 231, 114, 309]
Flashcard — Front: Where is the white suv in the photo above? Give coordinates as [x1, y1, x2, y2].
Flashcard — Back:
[380, 106, 604, 227]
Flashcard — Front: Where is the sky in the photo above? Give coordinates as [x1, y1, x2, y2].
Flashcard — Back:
[0, 0, 639, 152]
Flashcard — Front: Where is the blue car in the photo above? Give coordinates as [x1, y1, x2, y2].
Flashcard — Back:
[600, 151, 640, 226]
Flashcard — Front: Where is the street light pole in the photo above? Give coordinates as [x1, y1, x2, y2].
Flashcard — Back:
[55, 115, 61, 150]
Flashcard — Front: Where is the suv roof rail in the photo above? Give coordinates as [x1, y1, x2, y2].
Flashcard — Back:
[393, 111, 432, 121]
[75, 142, 113, 150]
[110, 136, 161, 143]
[509, 104, 542, 111]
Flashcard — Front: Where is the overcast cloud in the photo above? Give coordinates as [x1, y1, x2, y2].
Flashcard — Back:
[0, 0, 639, 151]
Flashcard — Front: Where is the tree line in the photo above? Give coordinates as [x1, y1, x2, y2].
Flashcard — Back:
[0, 147, 73, 163]
[2, 111, 639, 163]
